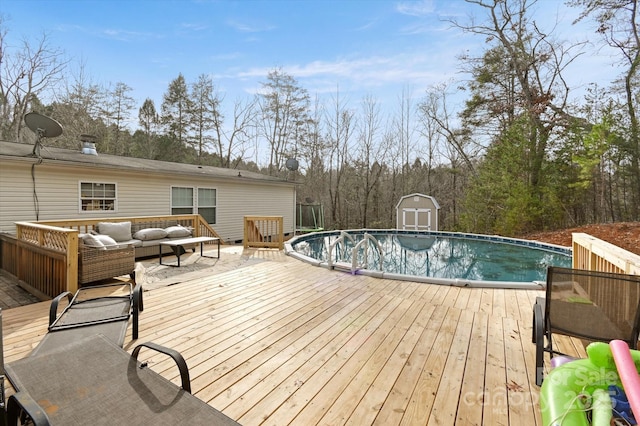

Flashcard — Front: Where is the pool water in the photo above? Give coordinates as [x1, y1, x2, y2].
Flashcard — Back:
[287, 230, 572, 286]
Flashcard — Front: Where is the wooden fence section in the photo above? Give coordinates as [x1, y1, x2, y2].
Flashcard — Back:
[573, 232, 640, 275]
[244, 216, 284, 249]
[0, 224, 77, 300]
[0, 214, 220, 299]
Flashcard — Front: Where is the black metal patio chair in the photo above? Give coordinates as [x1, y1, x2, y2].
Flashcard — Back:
[532, 266, 640, 386]
[32, 278, 143, 356]
[4, 334, 240, 425]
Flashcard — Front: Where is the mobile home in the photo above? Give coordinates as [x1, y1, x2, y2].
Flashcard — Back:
[0, 141, 297, 243]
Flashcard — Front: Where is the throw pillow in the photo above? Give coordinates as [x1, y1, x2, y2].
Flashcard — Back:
[133, 228, 168, 241]
[81, 233, 105, 248]
[95, 234, 118, 246]
[165, 225, 191, 238]
[98, 221, 132, 242]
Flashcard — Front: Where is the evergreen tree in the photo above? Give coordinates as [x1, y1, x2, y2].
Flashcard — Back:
[136, 98, 159, 158]
[190, 74, 220, 161]
[161, 74, 192, 148]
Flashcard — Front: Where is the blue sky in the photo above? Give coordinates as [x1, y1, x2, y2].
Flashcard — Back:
[1, 0, 619, 128]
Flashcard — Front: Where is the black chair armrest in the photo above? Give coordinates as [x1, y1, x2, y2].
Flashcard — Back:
[131, 283, 143, 340]
[133, 282, 143, 313]
[132, 342, 191, 393]
[533, 299, 545, 386]
[7, 392, 51, 426]
[48, 292, 73, 327]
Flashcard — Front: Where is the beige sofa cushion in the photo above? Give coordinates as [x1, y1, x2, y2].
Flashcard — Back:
[133, 228, 168, 241]
[95, 234, 119, 247]
[98, 221, 132, 242]
[81, 233, 105, 248]
[164, 225, 191, 238]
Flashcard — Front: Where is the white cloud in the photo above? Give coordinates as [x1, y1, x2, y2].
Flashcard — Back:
[226, 19, 276, 33]
[179, 22, 209, 32]
[101, 28, 163, 42]
[231, 51, 458, 101]
[396, 0, 436, 17]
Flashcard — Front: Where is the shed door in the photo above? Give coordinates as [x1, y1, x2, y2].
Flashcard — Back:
[402, 208, 431, 231]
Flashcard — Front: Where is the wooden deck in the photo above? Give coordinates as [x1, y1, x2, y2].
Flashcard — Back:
[0, 270, 40, 309]
[1, 248, 587, 425]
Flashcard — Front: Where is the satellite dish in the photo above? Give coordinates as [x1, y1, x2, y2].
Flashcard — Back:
[24, 112, 63, 138]
[285, 158, 299, 171]
[24, 112, 63, 157]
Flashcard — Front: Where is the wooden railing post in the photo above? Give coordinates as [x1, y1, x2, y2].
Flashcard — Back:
[66, 232, 79, 293]
[572, 232, 640, 275]
[243, 216, 284, 249]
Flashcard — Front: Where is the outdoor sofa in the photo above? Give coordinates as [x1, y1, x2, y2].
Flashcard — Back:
[78, 221, 196, 283]
[82, 221, 196, 258]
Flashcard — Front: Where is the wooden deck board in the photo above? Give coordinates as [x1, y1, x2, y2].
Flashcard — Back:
[482, 314, 509, 425]
[0, 249, 589, 425]
[236, 293, 386, 424]
[456, 311, 489, 425]
[399, 306, 462, 425]
[324, 299, 425, 425]
[504, 316, 536, 425]
[428, 308, 475, 425]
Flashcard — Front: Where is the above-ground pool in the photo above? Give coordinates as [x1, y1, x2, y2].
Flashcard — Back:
[285, 229, 572, 289]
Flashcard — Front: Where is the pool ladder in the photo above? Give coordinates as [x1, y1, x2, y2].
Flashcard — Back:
[327, 231, 384, 274]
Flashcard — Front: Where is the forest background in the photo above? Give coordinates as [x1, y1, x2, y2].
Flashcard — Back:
[2, 0, 640, 237]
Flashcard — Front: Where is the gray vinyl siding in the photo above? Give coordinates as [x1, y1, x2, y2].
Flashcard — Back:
[217, 182, 296, 242]
[0, 159, 295, 242]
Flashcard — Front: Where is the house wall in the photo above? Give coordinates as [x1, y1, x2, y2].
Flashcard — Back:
[0, 159, 295, 242]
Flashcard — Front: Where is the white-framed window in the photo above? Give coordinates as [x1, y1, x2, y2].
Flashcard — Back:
[197, 188, 216, 224]
[171, 186, 216, 224]
[80, 182, 117, 212]
[171, 186, 194, 215]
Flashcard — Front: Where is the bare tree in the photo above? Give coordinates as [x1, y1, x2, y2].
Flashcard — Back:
[446, 0, 587, 231]
[571, 0, 640, 219]
[418, 82, 479, 228]
[394, 86, 417, 194]
[324, 86, 354, 228]
[49, 63, 105, 149]
[0, 19, 67, 142]
[456, 0, 584, 187]
[257, 68, 310, 175]
[213, 97, 257, 168]
[296, 94, 326, 200]
[352, 94, 390, 228]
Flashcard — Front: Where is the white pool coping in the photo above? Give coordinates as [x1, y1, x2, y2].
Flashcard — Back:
[285, 229, 571, 290]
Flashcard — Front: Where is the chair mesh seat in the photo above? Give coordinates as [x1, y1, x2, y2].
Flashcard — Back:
[5, 335, 240, 425]
[49, 296, 131, 330]
[33, 282, 142, 356]
[532, 266, 640, 386]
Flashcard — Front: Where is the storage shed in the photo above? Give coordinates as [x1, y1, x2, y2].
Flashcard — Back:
[395, 193, 440, 231]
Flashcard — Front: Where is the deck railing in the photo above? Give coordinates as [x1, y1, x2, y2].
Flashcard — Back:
[572, 232, 640, 275]
[0, 226, 75, 299]
[3, 224, 637, 299]
[0, 214, 220, 299]
[243, 216, 284, 249]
